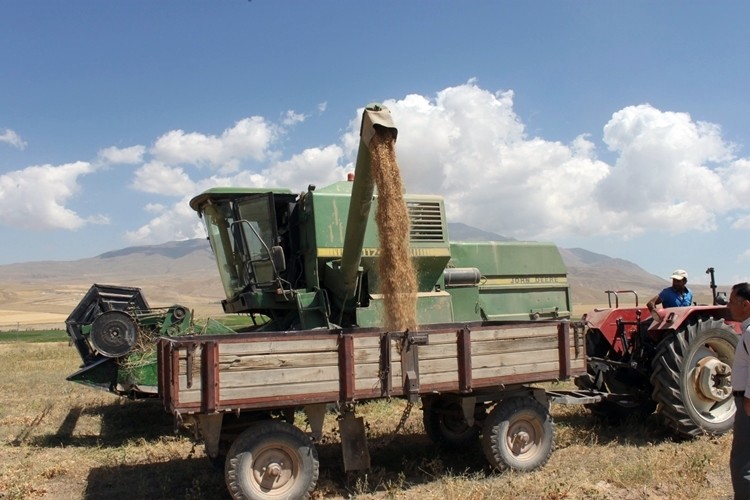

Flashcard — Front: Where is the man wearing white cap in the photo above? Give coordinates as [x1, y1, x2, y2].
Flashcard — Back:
[646, 269, 693, 313]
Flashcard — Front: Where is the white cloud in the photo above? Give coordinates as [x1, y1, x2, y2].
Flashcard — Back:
[261, 145, 346, 188]
[0, 162, 100, 230]
[126, 82, 750, 246]
[150, 116, 279, 173]
[26, 81, 749, 252]
[282, 110, 306, 126]
[594, 105, 733, 235]
[97, 145, 145, 165]
[124, 196, 205, 244]
[0, 129, 27, 150]
[132, 161, 195, 197]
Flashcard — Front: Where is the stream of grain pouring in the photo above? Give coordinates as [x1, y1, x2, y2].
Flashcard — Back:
[369, 130, 418, 332]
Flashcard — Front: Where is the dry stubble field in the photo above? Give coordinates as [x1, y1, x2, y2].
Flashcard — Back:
[0, 338, 738, 500]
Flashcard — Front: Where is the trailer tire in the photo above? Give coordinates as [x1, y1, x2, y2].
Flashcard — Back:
[225, 420, 319, 500]
[650, 318, 737, 437]
[481, 396, 553, 472]
[422, 397, 483, 450]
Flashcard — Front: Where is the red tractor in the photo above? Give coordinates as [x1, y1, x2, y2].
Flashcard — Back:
[575, 268, 741, 437]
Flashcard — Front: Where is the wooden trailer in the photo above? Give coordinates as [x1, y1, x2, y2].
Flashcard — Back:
[157, 319, 586, 499]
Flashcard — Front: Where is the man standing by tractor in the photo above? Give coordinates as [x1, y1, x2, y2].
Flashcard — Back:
[729, 282, 750, 499]
[646, 269, 693, 316]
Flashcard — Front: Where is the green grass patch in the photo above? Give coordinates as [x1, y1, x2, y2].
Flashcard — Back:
[0, 329, 68, 343]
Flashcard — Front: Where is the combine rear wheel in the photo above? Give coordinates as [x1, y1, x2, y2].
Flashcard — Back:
[225, 420, 319, 500]
[481, 396, 553, 472]
[650, 318, 737, 437]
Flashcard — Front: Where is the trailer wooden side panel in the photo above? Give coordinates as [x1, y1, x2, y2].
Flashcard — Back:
[159, 321, 585, 414]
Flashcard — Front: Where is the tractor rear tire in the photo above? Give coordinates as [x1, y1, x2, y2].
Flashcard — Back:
[650, 318, 738, 437]
[481, 396, 553, 472]
[225, 420, 319, 500]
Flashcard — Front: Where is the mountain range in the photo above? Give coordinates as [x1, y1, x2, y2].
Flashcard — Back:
[0, 222, 689, 332]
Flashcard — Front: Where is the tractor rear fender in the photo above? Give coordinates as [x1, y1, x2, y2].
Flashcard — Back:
[646, 305, 740, 343]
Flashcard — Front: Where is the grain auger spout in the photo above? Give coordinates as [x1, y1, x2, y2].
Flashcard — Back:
[333, 104, 398, 311]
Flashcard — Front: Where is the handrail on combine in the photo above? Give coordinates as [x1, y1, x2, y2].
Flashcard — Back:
[604, 290, 639, 308]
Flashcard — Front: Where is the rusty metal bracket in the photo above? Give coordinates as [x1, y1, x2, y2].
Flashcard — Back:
[379, 331, 428, 400]
[379, 332, 393, 397]
[400, 330, 428, 403]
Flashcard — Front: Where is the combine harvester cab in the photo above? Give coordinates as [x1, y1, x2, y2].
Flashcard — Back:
[578, 279, 741, 437]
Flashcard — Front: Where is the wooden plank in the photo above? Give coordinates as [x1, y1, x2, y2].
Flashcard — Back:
[417, 343, 459, 361]
[353, 345, 399, 364]
[470, 336, 558, 356]
[472, 349, 559, 369]
[470, 325, 560, 341]
[219, 380, 340, 401]
[215, 351, 339, 370]
[418, 357, 463, 375]
[352, 336, 381, 349]
[219, 338, 339, 355]
[217, 365, 341, 388]
[473, 360, 560, 379]
[217, 391, 340, 410]
[421, 370, 461, 386]
[419, 331, 458, 346]
[354, 377, 386, 393]
[354, 362, 402, 380]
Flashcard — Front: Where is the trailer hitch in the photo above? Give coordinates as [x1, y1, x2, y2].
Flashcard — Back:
[379, 330, 428, 401]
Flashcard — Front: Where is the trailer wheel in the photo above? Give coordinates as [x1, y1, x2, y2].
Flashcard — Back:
[422, 397, 483, 449]
[650, 318, 737, 437]
[225, 420, 319, 500]
[481, 396, 553, 472]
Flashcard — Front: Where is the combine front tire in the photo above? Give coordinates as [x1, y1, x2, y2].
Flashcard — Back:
[225, 420, 319, 500]
[650, 318, 737, 437]
[481, 396, 553, 472]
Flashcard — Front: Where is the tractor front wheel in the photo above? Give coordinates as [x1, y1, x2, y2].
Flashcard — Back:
[225, 420, 319, 500]
[650, 318, 738, 437]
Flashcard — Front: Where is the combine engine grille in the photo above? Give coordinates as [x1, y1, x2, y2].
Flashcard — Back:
[407, 201, 444, 242]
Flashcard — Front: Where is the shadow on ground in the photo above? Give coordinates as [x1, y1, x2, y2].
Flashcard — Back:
[31, 399, 696, 498]
[30, 398, 175, 449]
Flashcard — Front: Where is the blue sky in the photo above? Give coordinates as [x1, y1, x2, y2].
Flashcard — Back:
[2, 1, 750, 286]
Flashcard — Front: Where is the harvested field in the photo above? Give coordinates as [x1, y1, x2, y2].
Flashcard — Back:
[0, 340, 736, 499]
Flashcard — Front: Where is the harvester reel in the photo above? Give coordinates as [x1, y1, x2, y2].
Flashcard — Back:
[90, 310, 139, 358]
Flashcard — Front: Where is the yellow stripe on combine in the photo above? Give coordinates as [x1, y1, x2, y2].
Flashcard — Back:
[483, 277, 569, 286]
[317, 247, 451, 258]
